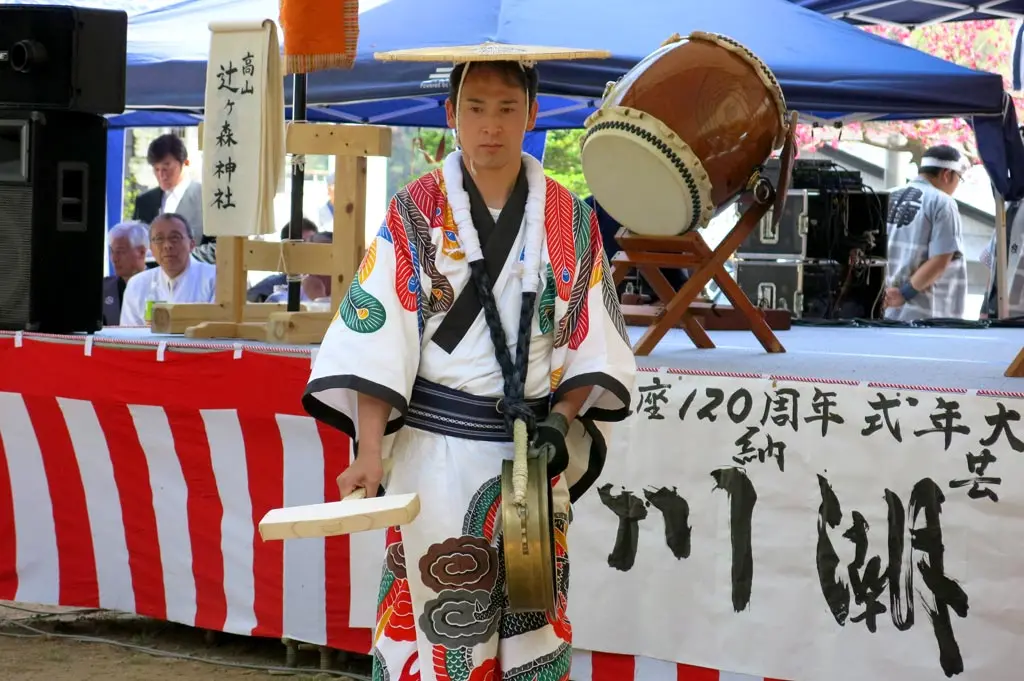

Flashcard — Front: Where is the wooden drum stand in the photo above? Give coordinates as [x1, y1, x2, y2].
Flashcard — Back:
[610, 112, 798, 357]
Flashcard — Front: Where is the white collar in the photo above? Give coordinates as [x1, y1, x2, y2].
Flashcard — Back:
[159, 258, 192, 287]
[167, 175, 192, 198]
[441, 151, 547, 293]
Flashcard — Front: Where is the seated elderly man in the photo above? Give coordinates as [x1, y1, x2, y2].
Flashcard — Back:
[103, 220, 149, 326]
[119, 213, 216, 325]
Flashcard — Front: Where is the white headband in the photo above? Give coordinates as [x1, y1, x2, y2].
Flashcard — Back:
[921, 156, 963, 171]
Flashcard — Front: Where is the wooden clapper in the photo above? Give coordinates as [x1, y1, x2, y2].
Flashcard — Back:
[259, 471, 419, 540]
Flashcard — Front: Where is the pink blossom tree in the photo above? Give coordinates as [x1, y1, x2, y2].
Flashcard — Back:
[794, 20, 1022, 166]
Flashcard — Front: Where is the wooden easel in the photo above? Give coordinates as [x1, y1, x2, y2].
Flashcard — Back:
[151, 122, 391, 344]
[609, 112, 797, 358]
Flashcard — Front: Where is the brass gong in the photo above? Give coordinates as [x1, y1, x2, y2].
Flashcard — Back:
[501, 425, 557, 615]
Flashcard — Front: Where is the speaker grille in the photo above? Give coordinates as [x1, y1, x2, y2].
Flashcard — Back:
[0, 184, 34, 327]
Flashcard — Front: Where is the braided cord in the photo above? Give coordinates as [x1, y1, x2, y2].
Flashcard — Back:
[467, 260, 538, 438]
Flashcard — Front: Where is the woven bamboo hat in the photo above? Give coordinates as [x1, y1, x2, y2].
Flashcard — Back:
[374, 41, 610, 65]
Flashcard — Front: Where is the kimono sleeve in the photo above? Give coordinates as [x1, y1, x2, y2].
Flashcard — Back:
[302, 199, 422, 440]
[551, 196, 636, 422]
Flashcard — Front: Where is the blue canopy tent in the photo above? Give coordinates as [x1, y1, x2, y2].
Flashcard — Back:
[792, 0, 1024, 25]
[103, 0, 1011, 212]
[119, 0, 1005, 125]
[5, 0, 1013, 235]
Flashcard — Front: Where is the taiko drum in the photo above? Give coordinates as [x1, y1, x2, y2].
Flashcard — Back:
[580, 32, 788, 237]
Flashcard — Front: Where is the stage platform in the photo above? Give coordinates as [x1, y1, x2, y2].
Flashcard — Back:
[85, 324, 1024, 394]
[628, 325, 1024, 393]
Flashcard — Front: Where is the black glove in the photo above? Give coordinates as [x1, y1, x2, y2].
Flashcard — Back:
[531, 413, 570, 479]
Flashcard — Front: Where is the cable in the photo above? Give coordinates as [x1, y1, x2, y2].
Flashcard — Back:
[0, 602, 102, 614]
[792, 315, 1024, 329]
[0, 617, 371, 681]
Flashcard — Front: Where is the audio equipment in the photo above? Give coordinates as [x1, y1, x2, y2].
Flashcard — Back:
[0, 6, 127, 114]
[0, 110, 107, 333]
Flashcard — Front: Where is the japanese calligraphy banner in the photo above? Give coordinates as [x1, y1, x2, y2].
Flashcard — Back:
[566, 369, 1024, 681]
[202, 20, 285, 237]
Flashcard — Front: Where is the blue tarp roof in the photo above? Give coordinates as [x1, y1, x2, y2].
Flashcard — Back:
[793, 0, 1024, 25]
[54, 0, 1005, 127]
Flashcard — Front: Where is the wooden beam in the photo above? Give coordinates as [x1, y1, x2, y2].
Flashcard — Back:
[286, 122, 391, 157]
[266, 310, 334, 345]
[150, 301, 289, 334]
[245, 240, 334, 275]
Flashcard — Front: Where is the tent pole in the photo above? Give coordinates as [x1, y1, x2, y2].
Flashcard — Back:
[993, 183, 1009, 319]
[287, 74, 308, 312]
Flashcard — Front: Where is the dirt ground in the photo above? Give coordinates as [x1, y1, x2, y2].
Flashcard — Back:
[0, 602, 372, 681]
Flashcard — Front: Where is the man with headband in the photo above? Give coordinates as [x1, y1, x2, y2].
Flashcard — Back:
[883, 144, 968, 321]
[303, 47, 636, 680]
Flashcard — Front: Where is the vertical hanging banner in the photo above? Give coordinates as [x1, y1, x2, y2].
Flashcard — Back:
[202, 20, 286, 237]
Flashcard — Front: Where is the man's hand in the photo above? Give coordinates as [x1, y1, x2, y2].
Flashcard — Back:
[337, 449, 384, 499]
[883, 287, 906, 309]
[530, 413, 570, 479]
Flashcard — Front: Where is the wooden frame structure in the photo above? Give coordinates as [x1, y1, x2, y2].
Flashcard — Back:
[610, 200, 785, 357]
[151, 122, 391, 344]
[610, 112, 798, 358]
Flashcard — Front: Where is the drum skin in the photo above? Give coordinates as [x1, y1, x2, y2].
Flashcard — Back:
[581, 33, 786, 236]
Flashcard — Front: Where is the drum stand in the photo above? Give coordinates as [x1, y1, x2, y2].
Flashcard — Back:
[610, 199, 784, 356]
[610, 112, 797, 358]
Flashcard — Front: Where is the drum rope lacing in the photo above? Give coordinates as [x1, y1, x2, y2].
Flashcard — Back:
[581, 120, 704, 232]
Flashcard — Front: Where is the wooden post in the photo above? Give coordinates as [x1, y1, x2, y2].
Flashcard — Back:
[152, 122, 391, 343]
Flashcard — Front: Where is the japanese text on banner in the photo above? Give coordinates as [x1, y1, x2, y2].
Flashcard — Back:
[202, 26, 267, 236]
[577, 371, 1024, 681]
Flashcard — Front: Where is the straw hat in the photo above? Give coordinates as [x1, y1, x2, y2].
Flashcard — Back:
[374, 41, 610, 66]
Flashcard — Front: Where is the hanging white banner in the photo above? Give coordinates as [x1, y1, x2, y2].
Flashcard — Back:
[567, 370, 1024, 681]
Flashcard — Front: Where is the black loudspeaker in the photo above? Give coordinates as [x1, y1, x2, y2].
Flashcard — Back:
[0, 110, 107, 333]
[0, 6, 127, 114]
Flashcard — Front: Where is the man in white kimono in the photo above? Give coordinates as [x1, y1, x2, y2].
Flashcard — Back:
[119, 213, 216, 325]
[303, 52, 636, 681]
[883, 145, 969, 321]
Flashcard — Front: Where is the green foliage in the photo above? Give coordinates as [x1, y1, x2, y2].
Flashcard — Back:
[542, 130, 589, 197]
[384, 126, 590, 199]
[386, 128, 453, 199]
[122, 173, 144, 222]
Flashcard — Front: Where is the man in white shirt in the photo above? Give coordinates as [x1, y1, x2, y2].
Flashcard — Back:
[119, 213, 216, 326]
[882, 145, 969, 321]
